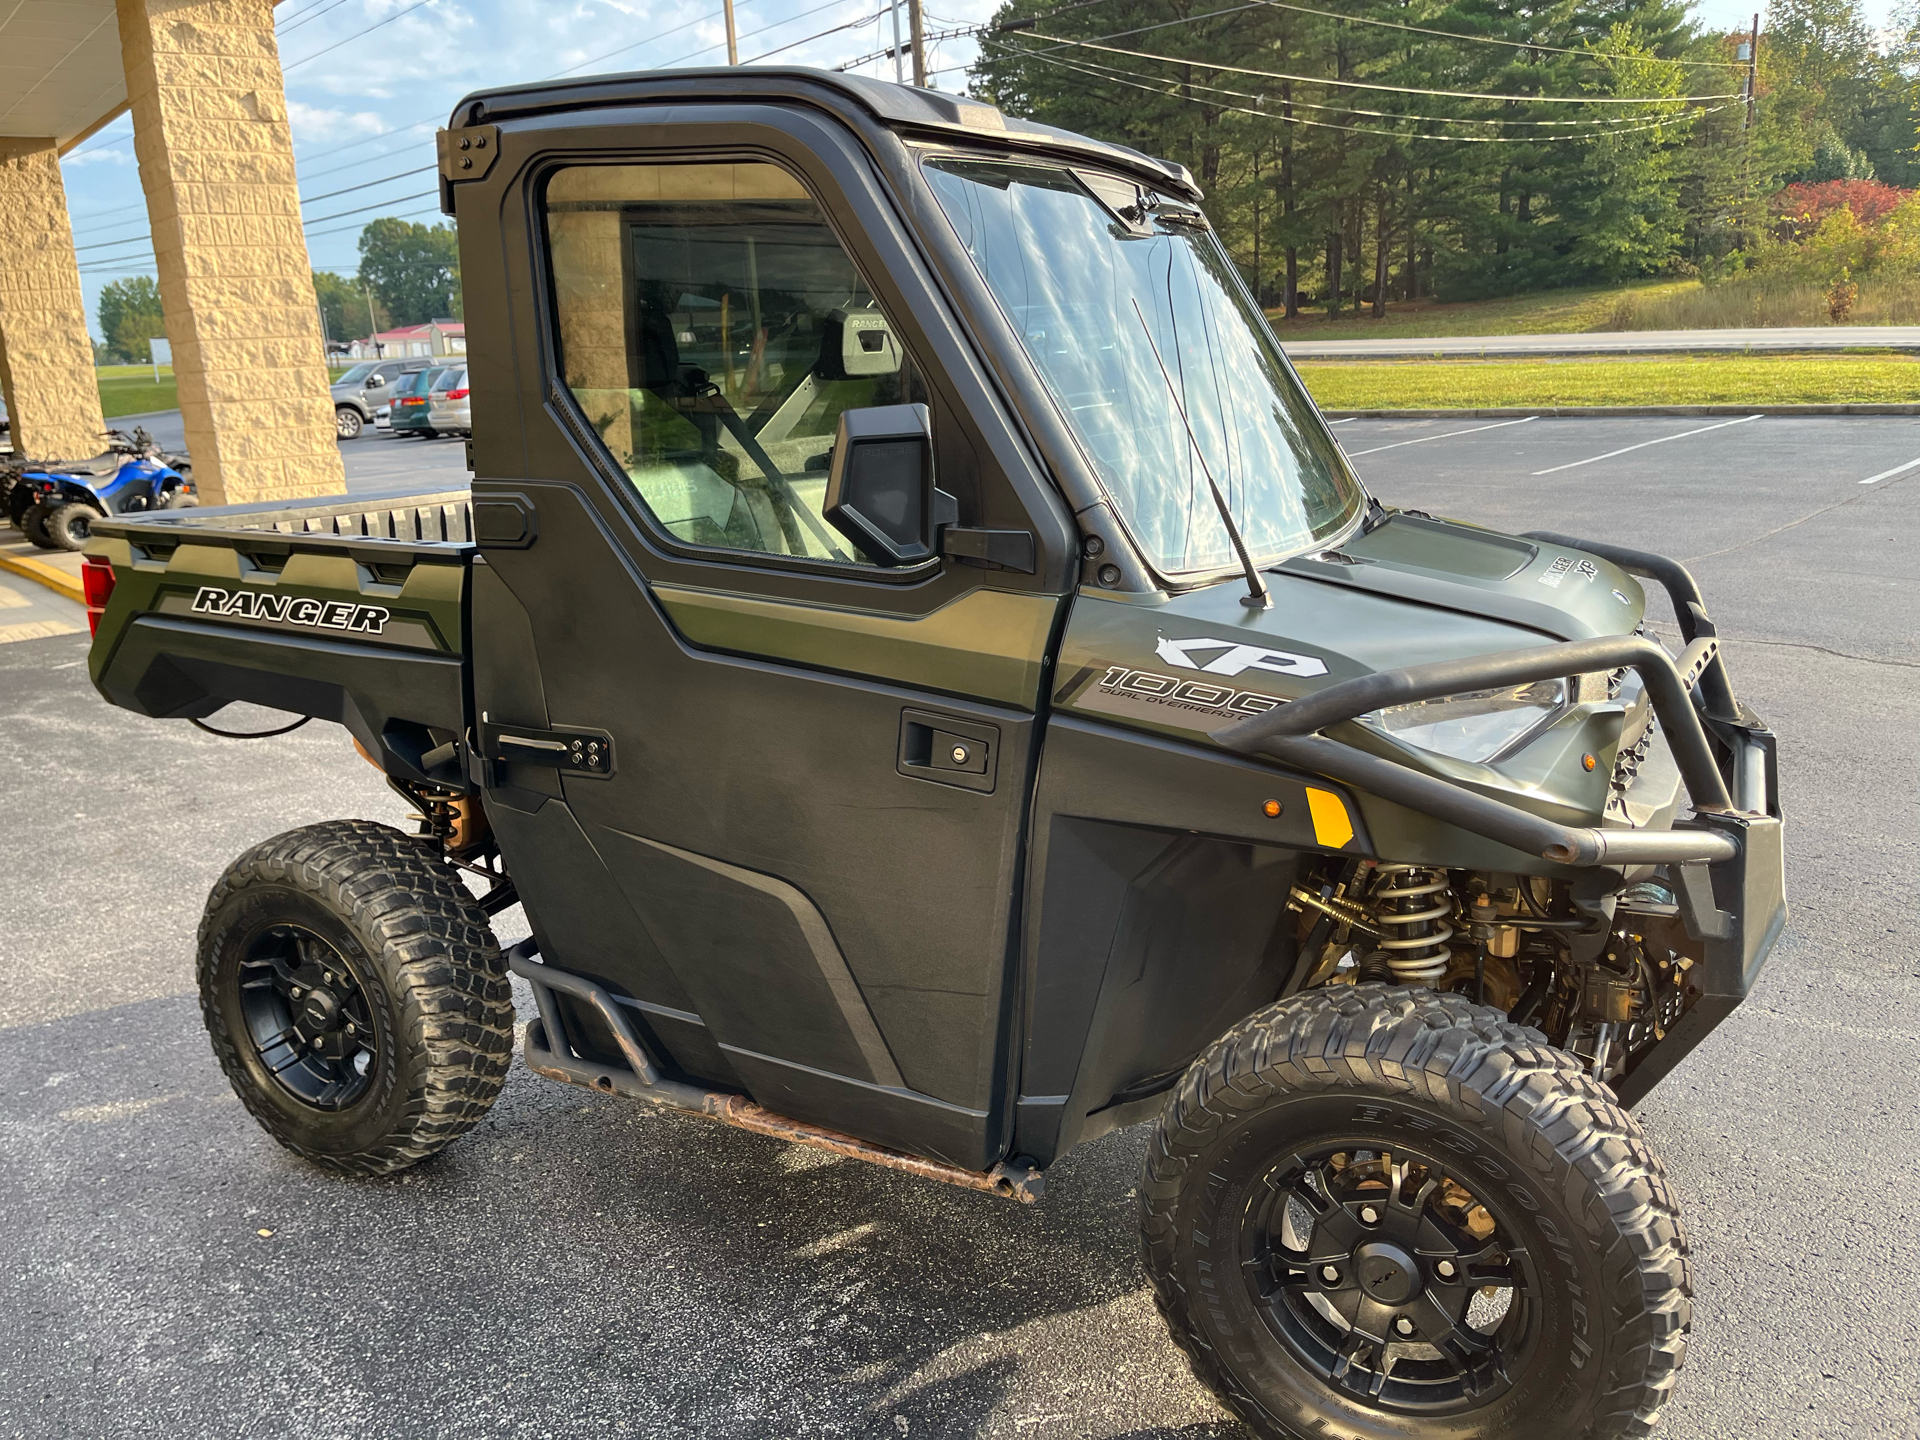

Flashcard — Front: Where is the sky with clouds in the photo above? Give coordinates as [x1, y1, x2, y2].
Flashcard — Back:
[61, 0, 1906, 338]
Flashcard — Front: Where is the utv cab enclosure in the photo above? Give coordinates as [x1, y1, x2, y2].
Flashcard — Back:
[85, 69, 1784, 1440]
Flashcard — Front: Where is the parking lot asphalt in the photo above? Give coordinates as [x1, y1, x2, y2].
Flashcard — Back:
[1, 415, 1915, 1440]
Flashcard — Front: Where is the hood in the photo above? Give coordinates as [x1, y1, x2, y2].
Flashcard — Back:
[1053, 515, 1649, 822]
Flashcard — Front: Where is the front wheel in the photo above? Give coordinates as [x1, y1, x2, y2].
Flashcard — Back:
[39, 502, 98, 550]
[335, 405, 363, 440]
[197, 820, 514, 1175]
[1142, 986, 1690, 1440]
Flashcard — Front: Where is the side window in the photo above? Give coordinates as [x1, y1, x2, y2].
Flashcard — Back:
[545, 161, 927, 567]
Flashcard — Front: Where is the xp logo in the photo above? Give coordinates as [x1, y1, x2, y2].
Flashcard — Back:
[192, 585, 390, 635]
[1155, 635, 1329, 678]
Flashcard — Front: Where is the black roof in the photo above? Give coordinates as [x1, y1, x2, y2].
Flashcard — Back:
[449, 66, 1200, 199]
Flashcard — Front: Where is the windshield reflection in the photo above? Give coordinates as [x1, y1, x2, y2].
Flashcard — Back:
[923, 157, 1363, 580]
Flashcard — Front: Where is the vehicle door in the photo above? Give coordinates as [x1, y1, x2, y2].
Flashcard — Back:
[459, 113, 1077, 1167]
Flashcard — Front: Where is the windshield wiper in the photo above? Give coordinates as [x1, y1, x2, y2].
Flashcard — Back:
[1130, 299, 1271, 610]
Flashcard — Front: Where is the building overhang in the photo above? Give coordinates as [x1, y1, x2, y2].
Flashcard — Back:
[0, 0, 291, 151]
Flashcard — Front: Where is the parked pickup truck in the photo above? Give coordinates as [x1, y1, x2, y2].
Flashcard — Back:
[84, 68, 1785, 1440]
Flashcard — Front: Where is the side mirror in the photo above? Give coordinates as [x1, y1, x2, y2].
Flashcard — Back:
[366, 374, 386, 388]
[825, 404, 939, 566]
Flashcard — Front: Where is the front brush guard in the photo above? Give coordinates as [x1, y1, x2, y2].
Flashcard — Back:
[1216, 538, 1787, 1104]
[1214, 631, 1739, 868]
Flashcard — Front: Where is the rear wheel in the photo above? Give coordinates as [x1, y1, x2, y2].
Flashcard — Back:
[335, 405, 363, 440]
[22, 500, 59, 547]
[1142, 985, 1690, 1440]
[197, 820, 514, 1175]
[7, 482, 34, 529]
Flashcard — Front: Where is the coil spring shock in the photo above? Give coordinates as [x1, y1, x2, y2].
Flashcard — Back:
[1369, 864, 1455, 984]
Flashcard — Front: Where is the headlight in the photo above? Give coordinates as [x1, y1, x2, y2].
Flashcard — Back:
[1358, 679, 1569, 764]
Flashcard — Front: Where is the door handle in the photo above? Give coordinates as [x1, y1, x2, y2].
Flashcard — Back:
[898, 709, 997, 793]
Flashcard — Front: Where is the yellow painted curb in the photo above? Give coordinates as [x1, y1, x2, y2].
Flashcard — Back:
[0, 551, 85, 603]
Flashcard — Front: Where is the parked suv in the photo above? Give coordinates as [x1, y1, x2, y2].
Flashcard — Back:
[426, 366, 470, 437]
[330, 359, 431, 440]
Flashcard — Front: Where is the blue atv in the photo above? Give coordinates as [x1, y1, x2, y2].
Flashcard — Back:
[6, 428, 194, 551]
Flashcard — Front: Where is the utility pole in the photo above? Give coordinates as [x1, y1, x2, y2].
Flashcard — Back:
[889, 0, 904, 83]
[907, 0, 927, 87]
[363, 282, 381, 356]
[724, 0, 738, 64]
[1741, 14, 1758, 132]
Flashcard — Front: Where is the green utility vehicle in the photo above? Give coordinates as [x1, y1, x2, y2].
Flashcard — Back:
[84, 71, 1783, 1440]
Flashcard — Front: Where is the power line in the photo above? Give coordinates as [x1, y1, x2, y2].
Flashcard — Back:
[276, 0, 355, 40]
[303, 191, 439, 228]
[1018, 30, 1746, 103]
[750, 8, 887, 63]
[989, 43, 1679, 128]
[305, 201, 445, 239]
[283, 0, 435, 72]
[301, 164, 437, 206]
[1239, 0, 1750, 69]
[993, 41, 1715, 143]
[838, 0, 1123, 69]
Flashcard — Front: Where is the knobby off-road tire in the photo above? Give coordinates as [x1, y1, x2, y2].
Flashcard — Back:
[198, 820, 514, 1175]
[21, 500, 57, 547]
[1142, 985, 1690, 1440]
[39, 502, 97, 551]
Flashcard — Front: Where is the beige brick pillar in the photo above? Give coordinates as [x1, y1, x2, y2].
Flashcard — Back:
[115, 0, 344, 505]
[0, 139, 109, 460]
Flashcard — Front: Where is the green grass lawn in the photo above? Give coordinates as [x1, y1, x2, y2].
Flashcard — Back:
[93, 364, 355, 419]
[98, 368, 177, 419]
[1267, 280, 1700, 341]
[1295, 353, 1920, 410]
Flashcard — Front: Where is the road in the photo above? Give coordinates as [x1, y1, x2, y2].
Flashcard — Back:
[2, 416, 1915, 1439]
[1280, 325, 1920, 359]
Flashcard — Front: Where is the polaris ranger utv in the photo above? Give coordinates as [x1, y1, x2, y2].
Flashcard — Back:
[83, 70, 1784, 1440]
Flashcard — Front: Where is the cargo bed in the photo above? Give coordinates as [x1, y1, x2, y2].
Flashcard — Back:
[86, 489, 476, 785]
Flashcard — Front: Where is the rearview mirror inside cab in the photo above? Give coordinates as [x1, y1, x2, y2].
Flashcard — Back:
[826, 306, 902, 378]
[825, 403, 937, 566]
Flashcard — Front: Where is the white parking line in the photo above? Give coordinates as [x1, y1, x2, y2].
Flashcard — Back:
[1859, 455, 1920, 485]
[1347, 415, 1537, 457]
[1530, 414, 1764, 476]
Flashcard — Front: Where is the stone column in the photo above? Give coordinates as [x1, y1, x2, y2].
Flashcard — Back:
[0, 139, 110, 460]
[115, 0, 344, 505]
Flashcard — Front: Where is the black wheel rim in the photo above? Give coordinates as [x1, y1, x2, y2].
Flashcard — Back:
[1241, 1144, 1541, 1415]
[236, 925, 379, 1110]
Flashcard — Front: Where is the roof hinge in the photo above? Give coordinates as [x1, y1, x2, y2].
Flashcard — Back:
[437, 124, 500, 215]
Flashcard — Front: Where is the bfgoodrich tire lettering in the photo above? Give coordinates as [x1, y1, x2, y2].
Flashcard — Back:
[1141, 985, 1690, 1440]
[198, 820, 513, 1175]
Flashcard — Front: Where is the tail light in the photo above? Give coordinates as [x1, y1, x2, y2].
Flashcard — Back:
[82, 554, 116, 637]
[446, 387, 469, 400]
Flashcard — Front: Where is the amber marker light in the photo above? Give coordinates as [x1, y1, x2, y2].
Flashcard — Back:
[1262, 799, 1283, 818]
[1582, 753, 1598, 771]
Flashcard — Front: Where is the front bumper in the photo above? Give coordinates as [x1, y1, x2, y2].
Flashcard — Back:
[1217, 537, 1786, 1104]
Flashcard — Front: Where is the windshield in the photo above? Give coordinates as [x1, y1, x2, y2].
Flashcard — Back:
[922, 157, 1363, 579]
[336, 363, 376, 384]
